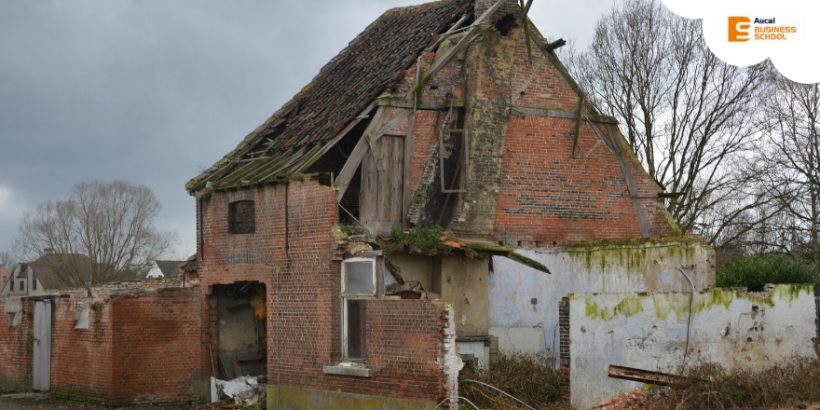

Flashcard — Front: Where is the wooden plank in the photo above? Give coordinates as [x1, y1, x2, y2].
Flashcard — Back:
[335, 107, 386, 201]
[402, 111, 416, 227]
[414, 0, 504, 102]
[296, 101, 377, 174]
[386, 135, 405, 225]
[608, 365, 692, 387]
[336, 137, 370, 202]
[596, 122, 651, 237]
[359, 139, 379, 229]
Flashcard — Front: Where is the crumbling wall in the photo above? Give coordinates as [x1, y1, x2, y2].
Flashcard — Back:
[0, 297, 31, 391]
[489, 239, 714, 358]
[50, 296, 114, 402]
[564, 285, 818, 409]
[0, 284, 201, 405]
[200, 180, 457, 407]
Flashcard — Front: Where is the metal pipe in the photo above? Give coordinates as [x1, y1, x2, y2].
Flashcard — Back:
[677, 267, 695, 368]
[462, 379, 535, 410]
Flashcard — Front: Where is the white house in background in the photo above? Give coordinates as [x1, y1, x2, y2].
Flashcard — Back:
[145, 260, 185, 279]
[0, 252, 93, 297]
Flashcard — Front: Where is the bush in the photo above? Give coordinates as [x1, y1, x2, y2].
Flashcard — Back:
[459, 353, 567, 409]
[716, 254, 819, 293]
[647, 358, 820, 409]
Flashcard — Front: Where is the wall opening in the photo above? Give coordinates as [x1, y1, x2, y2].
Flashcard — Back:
[494, 14, 518, 36]
[210, 281, 267, 380]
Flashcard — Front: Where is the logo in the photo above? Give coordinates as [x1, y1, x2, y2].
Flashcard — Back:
[728, 16, 751, 42]
[728, 16, 797, 42]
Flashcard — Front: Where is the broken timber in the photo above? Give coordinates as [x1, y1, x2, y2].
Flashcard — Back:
[607, 365, 692, 387]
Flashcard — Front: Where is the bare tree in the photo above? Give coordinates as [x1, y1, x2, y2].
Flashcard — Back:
[760, 77, 820, 261]
[568, 0, 769, 244]
[15, 181, 174, 295]
[0, 249, 16, 271]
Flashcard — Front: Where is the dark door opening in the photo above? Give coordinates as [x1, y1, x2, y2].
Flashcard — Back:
[210, 281, 267, 381]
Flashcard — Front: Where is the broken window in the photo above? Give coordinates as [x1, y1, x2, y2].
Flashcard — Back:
[228, 200, 255, 234]
[19, 281, 24, 292]
[341, 257, 377, 360]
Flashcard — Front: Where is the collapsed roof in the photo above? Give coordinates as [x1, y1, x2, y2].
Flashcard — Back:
[186, 0, 472, 194]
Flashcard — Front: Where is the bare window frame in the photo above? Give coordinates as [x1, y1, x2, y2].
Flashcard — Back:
[340, 257, 380, 361]
[228, 200, 256, 234]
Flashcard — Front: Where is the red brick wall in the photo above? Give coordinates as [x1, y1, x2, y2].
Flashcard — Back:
[0, 286, 201, 404]
[199, 179, 453, 403]
[50, 297, 114, 401]
[495, 115, 645, 244]
[111, 287, 201, 403]
[0, 299, 31, 390]
[491, 27, 672, 245]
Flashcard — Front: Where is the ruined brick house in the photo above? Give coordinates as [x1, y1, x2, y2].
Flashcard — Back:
[186, 0, 713, 407]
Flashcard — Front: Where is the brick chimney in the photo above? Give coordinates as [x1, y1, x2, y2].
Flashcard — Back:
[474, 0, 522, 22]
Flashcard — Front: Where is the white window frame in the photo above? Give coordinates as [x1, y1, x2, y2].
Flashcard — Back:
[340, 257, 379, 361]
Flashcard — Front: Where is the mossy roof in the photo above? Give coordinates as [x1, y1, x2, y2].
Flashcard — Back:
[186, 0, 472, 194]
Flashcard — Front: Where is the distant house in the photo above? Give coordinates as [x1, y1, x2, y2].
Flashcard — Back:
[145, 260, 185, 279]
[0, 266, 10, 290]
[0, 252, 94, 296]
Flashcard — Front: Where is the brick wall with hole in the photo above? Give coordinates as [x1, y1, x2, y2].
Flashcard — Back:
[198, 178, 456, 404]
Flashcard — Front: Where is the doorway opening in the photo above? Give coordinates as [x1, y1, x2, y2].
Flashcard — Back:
[210, 282, 267, 381]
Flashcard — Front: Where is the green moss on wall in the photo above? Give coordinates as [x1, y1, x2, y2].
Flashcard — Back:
[584, 296, 645, 321]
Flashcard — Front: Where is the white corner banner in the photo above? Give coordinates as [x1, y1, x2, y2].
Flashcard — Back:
[660, 0, 819, 84]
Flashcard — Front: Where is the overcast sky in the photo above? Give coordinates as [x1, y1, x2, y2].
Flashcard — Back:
[0, 0, 612, 259]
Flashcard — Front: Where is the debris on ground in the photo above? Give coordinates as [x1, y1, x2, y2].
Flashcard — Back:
[214, 376, 265, 408]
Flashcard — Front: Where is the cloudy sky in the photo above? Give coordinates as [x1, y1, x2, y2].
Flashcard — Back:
[0, 0, 612, 259]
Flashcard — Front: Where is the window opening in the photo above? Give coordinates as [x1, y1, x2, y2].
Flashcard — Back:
[228, 200, 256, 234]
[341, 257, 377, 360]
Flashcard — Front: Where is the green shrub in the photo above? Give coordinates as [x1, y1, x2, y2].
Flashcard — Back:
[716, 254, 819, 293]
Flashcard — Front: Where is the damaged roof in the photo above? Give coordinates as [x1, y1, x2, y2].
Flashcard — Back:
[186, 0, 472, 194]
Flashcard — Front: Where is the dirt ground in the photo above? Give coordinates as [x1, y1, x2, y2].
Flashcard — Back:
[0, 393, 220, 410]
[0, 393, 106, 410]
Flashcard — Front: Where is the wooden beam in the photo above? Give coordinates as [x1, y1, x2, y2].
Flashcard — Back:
[295, 101, 377, 174]
[508, 106, 618, 123]
[608, 365, 692, 387]
[402, 111, 416, 227]
[413, 0, 504, 105]
[335, 107, 386, 201]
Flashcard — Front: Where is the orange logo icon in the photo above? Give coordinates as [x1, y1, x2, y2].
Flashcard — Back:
[729, 16, 751, 42]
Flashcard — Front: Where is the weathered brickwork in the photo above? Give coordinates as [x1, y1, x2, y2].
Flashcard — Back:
[198, 179, 454, 404]
[50, 296, 114, 402]
[0, 285, 201, 404]
[111, 288, 201, 403]
[0, 299, 31, 391]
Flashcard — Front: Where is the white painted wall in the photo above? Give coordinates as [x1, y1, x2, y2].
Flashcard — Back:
[489, 240, 714, 360]
[568, 285, 818, 409]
